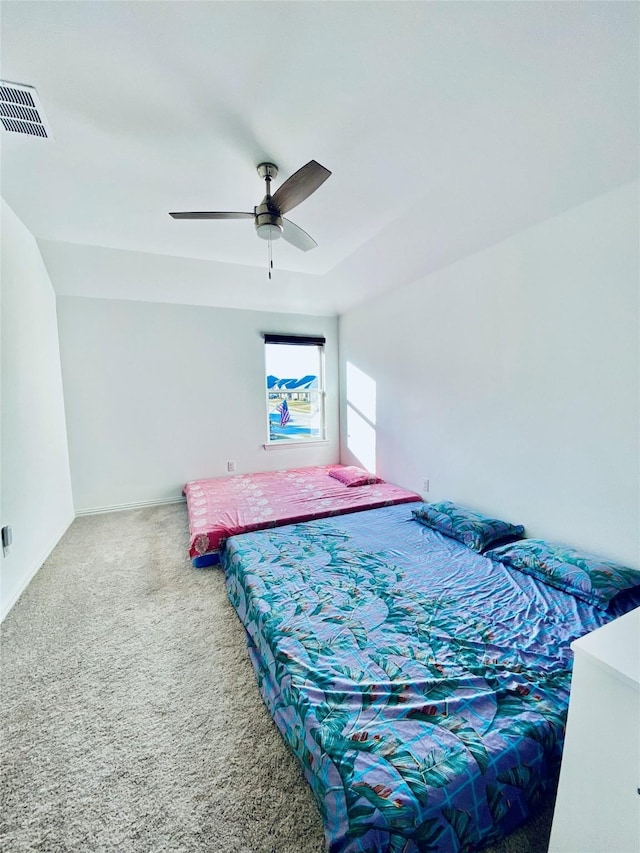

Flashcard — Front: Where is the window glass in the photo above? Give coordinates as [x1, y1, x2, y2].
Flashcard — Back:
[265, 340, 326, 443]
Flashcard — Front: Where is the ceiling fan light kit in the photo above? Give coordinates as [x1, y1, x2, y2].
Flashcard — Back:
[255, 220, 283, 241]
[169, 159, 331, 276]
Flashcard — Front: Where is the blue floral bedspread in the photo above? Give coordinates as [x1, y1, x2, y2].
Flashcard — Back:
[222, 504, 614, 853]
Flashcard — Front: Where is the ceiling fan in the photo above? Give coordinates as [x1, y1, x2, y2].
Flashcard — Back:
[169, 159, 331, 253]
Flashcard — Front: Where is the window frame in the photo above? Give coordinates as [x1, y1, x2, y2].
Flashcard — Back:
[263, 333, 328, 448]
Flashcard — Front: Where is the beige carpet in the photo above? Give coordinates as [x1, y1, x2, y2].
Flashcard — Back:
[0, 503, 553, 852]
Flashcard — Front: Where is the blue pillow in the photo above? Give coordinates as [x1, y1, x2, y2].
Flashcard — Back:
[411, 501, 524, 553]
[486, 539, 640, 609]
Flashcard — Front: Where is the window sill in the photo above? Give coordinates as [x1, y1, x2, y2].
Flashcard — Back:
[263, 440, 330, 451]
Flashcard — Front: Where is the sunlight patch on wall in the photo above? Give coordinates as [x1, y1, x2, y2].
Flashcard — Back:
[346, 362, 376, 471]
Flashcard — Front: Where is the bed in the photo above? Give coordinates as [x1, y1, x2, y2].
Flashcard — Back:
[183, 464, 421, 566]
[221, 502, 640, 853]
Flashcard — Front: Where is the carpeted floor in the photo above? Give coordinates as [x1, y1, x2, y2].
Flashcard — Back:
[0, 504, 553, 853]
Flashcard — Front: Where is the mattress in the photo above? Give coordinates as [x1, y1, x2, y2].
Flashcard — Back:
[222, 503, 624, 853]
[183, 465, 420, 565]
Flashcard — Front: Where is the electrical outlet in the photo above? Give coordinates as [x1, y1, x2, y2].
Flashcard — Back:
[1, 525, 12, 556]
[422, 478, 430, 493]
[227, 460, 236, 473]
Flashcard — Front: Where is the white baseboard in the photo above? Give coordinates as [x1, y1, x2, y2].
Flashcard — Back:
[75, 495, 185, 517]
[1, 513, 74, 622]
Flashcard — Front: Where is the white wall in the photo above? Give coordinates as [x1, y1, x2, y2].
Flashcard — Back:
[339, 182, 640, 568]
[1, 199, 74, 620]
[56, 297, 339, 512]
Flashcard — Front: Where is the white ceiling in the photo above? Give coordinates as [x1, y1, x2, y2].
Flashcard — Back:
[1, 1, 638, 315]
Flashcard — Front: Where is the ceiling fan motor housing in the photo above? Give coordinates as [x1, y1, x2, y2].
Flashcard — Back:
[254, 200, 283, 240]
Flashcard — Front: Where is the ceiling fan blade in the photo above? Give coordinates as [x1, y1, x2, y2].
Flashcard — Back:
[169, 211, 254, 220]
[271, 160, 331, 215]
[282, 218, 318, 252]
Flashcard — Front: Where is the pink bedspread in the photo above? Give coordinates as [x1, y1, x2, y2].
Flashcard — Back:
[183, 465, 420, 560]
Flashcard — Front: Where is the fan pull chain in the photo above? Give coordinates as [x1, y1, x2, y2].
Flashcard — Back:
[268, 237, 273, 279]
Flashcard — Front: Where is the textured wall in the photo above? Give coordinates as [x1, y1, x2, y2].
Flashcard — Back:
[339, 183, 640, 567]
[1, 199, 74, 619]
[56, 297, 339, 512]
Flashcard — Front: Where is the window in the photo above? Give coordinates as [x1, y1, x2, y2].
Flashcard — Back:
[264, 334, 326, 444]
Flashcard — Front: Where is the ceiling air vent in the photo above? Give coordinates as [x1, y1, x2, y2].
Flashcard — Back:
[0, 81, 53, 139]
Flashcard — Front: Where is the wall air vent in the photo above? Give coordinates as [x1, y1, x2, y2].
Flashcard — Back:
[0, 81, 53, 139]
